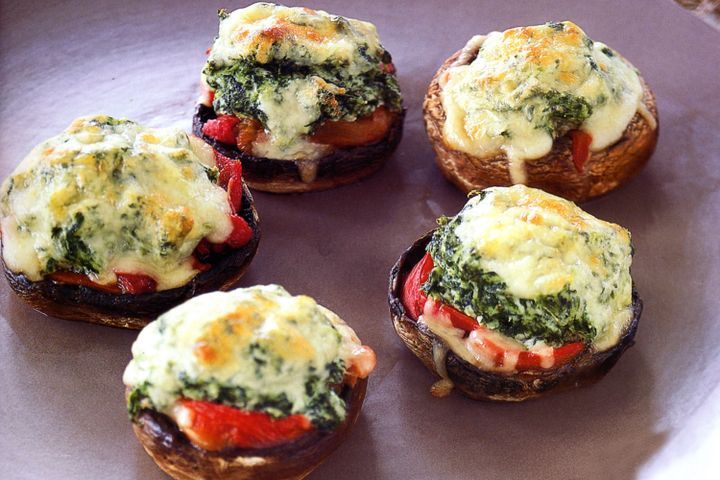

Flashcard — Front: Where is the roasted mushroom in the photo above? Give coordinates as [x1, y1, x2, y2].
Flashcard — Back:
[424, 21, 658, 202]
[124, 285, 376, 480]
[193, 3, 404, 193]
[0, 115, 260, 329]
[388, 185, 642, 401]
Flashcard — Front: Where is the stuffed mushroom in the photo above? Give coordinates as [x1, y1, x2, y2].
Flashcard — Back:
[389, 185, 642, 401]
[0, 115, 260, 328]
[194, 3, 404, 193]
[424, 21, 658, 202]
[124, 285, 376, 480]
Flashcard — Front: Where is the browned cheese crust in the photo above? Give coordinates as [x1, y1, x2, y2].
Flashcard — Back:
[132, 378, 367, 480]
[423, 48, 659, 202]
[193, 105, 405, 193]
[2, 183, 260, 329]
[387, 232, 642, 401]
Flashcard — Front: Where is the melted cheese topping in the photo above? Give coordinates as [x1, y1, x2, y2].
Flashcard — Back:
[441, 21, 646, 183]
[209, 3, 382, 71]
[448, 185, 633, 351]
[123, 285, 364, 414]
[0, 115, 232, 290]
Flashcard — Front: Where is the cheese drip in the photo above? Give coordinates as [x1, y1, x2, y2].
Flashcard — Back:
[440, 21, 647, 183]
[0, 115, 233, 290]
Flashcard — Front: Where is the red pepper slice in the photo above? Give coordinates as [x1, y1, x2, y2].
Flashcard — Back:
[175, 399, 313, 451]
[202, 115, 240, 145]
[227, 174, 243, 213]
[212, 149, 244, 219]
[213, 150, 234, 175]
[570, 130, 592, 173]
[515, 341, 584, 369]
[401, 252, 433, 320]
[226, 214, 253, 248]
[218, 157, 241, 192]
[432, 300, 479, 333]
[115, 272, 157, 294]
[550, 341, 585, 365]
[235, 118, 262, 154]
[310, 106, 393, 146]
[47, 271, 121, 294]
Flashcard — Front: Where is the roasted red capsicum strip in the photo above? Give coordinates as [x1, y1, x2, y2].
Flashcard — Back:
[174, 399, 313, 451]
[402, 252, 584, 370]
[401, 251, 433, 319]
[235, 118, 263, 154]
[570, 130, 592, 173]
[215, 151, 243, 212]
[201, 113, 262, 155]
[48, 271, 122, 294]
[310, 106, 393, 146]
[115, 272, 157, 294]
[201, 115, 241, 146]
[381, 62, 396, 75]
[48, 271, 157, 294]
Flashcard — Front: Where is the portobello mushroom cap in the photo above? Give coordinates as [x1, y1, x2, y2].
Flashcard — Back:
[388, 232, 642, 401]
[193, 104, 405, 193]
[423, 47, 659, 203]
[2, 183, 260, 330]
[131, 378, 367, 480]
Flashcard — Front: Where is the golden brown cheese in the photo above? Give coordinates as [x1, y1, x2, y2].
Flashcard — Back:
[208, 3, 383, 69]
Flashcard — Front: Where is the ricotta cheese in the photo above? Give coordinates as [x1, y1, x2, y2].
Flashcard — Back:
[440, 21, 647, 183]
[123, 285, 365, 422]
[0, 115, 233, 290]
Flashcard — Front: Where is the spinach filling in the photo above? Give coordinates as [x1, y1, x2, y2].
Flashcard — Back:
[48, 212, 101, 275]
[203, 50, 402, 131]
[423, 198, 596, 347]
[533, 89, 593, 136]
[128, 358, 348, 432]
